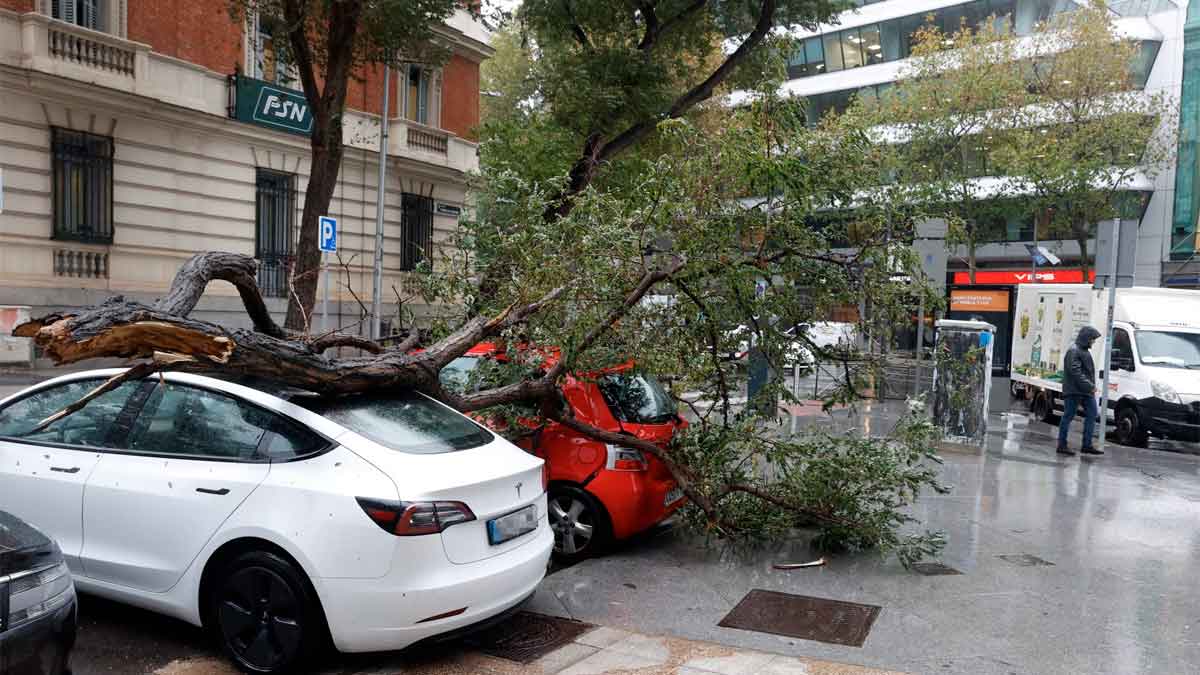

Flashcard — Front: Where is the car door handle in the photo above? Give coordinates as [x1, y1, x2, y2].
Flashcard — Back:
[196, 487, 230, 496]
[50, 466, 80, 474]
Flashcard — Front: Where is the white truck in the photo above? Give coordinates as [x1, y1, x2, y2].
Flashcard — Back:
[1011, 284, 1200, 446]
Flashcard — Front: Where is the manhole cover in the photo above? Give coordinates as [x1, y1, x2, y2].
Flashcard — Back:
[911, 562, 962, 576]
[718, 589, 881, 647]
[997, 553, 1054, 567]
[464, 611, 594, 663]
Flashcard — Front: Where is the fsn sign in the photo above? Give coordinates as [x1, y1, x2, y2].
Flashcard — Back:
[229, 75, 314, 136]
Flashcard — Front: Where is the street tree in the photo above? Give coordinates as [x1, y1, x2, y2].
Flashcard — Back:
[989, 2, 1174, 277]
[870, 18, 1029, 282]
[227, 0, 465, 330]
[16, 96, 949, 564]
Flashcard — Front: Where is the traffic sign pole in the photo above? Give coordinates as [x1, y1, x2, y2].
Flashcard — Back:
[1097, 217, 1120, 454]
[317, 216, 338, 337]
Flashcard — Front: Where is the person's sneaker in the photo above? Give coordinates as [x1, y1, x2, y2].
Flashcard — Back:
[1081, 446, 1104, 455]
[1057, 446, 1076, 456]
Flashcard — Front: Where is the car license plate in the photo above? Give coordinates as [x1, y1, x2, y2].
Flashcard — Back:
[664, 487, 684, 506]
[487, 505, 538, 546]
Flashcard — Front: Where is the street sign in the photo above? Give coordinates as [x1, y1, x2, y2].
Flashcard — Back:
[319, 216, 338, 253]
[229, 75, 314, 136]
[435, 202, 462, 217]
[1093, 219, 1137, 289]
[913, 238, 948, 290]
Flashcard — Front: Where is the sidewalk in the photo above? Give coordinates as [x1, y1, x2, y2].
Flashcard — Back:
[151, 624, 904, 675]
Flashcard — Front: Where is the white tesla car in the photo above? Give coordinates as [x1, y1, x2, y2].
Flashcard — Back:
[0, 370, 552, 673]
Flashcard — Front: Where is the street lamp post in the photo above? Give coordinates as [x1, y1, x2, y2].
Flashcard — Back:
[370, 62, 390, 340]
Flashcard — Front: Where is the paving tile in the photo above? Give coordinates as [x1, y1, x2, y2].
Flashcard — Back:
[534, 643, 600, 674]
[680, 650, 777, 674]
[555, 649, 662, 675]
[603, 633, 671, 661]
[574, 626, 632, 650]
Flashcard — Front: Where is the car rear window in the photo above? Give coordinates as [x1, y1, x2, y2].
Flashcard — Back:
[598, 372, 677, 425]
[300, 391, 493, 454]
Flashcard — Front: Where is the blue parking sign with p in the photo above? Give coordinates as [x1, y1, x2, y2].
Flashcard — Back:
[319, 216, 337, 252]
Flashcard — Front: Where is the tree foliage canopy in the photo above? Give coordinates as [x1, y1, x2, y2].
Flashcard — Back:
[17, 0, 955, 565]
[857, 1, 1173, 276]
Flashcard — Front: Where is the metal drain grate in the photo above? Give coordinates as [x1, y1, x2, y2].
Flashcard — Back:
[997, 553, 1055, 567]
[718, 589, 881, 647]
[464, 611, 594, 663]
[911, 562, 962, 576]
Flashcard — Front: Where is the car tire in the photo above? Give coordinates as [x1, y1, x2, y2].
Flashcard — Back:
[1114, 405, 1149, 448]
[207, 551, 328, 674]
[548, 485, 611, 564]
[1032, 391, 1056, 424]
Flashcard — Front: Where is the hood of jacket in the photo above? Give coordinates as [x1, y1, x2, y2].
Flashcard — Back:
[1075, 326, 1101, 348]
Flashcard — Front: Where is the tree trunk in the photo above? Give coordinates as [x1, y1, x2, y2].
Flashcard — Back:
[968, 240, 978, 284]
[285, 110, 345, 331]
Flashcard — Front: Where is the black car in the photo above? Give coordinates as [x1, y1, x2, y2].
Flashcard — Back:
[0, 510, 76, 675]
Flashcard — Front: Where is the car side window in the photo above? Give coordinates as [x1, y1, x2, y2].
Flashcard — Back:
[259, 417, 327, 460]
[0, 380, 140, 448]
[125, 384, 302, 460]
[1114, 328, 1135, 372]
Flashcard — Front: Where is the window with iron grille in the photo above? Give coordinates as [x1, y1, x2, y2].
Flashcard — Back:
[255, 169, 295, 298]
[400, 193, 434, 271]
[51, 127, 113, 244]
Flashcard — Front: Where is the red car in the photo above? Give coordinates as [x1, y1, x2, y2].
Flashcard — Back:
[441, 344, 686, 562]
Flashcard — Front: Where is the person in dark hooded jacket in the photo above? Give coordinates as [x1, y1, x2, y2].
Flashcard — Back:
[1058, 325, 1103, 456]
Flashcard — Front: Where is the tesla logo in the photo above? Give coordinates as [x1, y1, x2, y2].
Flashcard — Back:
[515, 482, 524, 498]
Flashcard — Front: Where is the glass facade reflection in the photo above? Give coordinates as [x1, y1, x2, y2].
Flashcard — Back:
[787, 0, 1079, 80]
[798, 40, 1160, 127]
[1171, 2, 1200, 259]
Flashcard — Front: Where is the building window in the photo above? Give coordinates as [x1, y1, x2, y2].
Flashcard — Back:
[255, 169, 295, 298]
[51, 0, 104, 31]
[404, 65, 433, 125]
[786, 0, 1087, 81]
[253, 14, 291, 85]
[400, 193, 433, 271]
[51, 127, 113, 244]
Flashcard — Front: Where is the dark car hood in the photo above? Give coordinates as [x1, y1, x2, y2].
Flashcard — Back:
[0, 510, 59, 577]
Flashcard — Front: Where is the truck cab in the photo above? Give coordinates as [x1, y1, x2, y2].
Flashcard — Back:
[1011, 285, 1200, 446]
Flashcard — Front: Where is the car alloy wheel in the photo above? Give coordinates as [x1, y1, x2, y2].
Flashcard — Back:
[550, 494, 595, 556]
[219, 566, 302, 672]
[548, 486, 610, 562]
[211, 551, 324, 674]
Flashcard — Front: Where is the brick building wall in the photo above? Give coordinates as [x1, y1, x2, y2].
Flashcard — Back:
[128, 0, 243, 75]
[0, 0, 33, 12]
[441, 54, 480, 140]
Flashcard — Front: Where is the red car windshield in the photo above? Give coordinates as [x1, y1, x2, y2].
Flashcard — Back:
[598, 373, 676, 425]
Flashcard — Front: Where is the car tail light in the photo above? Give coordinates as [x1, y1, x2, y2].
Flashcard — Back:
[4, 562, 74, 630]
[356, 498, 475, 536]
[605, 444, 649, 472]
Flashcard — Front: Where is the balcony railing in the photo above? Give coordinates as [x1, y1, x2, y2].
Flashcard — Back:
[54, 249, 109, 279]
[406, 126, 449, 156]
[48, 21, 135, 77]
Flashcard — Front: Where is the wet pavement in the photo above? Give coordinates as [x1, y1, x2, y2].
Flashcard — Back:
[529, 402, 1200, 674]
[6, 374, 1200, 673]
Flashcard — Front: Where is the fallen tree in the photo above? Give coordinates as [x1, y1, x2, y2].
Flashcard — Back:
[16, 100, 948, 566]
